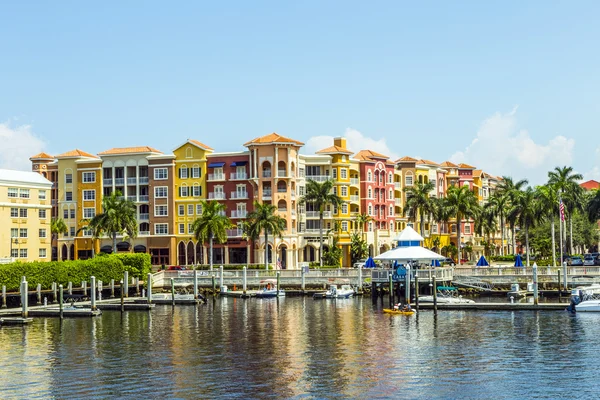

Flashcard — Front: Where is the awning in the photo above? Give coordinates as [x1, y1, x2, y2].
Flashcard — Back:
[134, 245, 147, 253]
[231, 161, 248, 167]
[116, 241, 130, 251]
[208, 162, 225, 168]
[100, 245, 112, 253]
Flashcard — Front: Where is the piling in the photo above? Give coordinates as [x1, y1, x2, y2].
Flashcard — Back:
[123, 271, 129, 298]
[36, 283, 42, 305]
[52, 282, 58, 304]
[212, 275, 216, 296]
[82, 281, 87, 297]
[357, 267, 363, 294]
[557, 271, 561, 299]
[170, 278, 175, 306]
[120, 280, 124, 313]
[147, 273, 152, 304]
[135, 277, 140, 296]
[90, 276, 97, 311]
[371, 282, 377, 303]
[276, 271, 281, 296]
[533, 263, 539, 306]
[193, 269, 199, 300]
[388, 274, 393, 308]
[68, 281, 72, 295]
[98, 280, 103, 301]
[2, 285, 7, 308]
[59, 284, 64, 319]
[414, 276, 419, 311]
[563, 262, 568, 291]
[110, 279, 115, 298]
[242, 267, 247, 295]
[219, 266, 224, 290]
[301, 267, 306, 293]
[21, 277, 28, 318]
[432, 276, 438, 314]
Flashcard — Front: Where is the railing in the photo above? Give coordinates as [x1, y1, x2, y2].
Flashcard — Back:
[277, 188, 287, 193]
[115, 178, 125, 185]
[291, 190, 296, 198]
[226, 229, 243, 237]
[139, 213, 149, 221]
[103, 178, 113, 186]
[263, 190, 272, 198]
[454, 266, 600, 278]
[395, 198, 401, 205]
[350, 178, 359, 185]
[303, 228, 321, 234]
[230, 173, 247, 180]
[208, 192, 226, 200]
[395, 182, 401, 189]
[305, 211, 332, 218]
[263, 171, 272, 178]
[231, 210, 247, 218]
[127, 177, 137, 185]
[291, 210, 296, 216]
[350, 195, 359, 202]
[139, 195, 149, 202]
[230, 191, 248, 199]
[278, 208, 287, 213]
[139, 231, 150, 236]
[208, 174, 225, 181]
[127, 195, 137, 202]
[139, 177, 149, 184]
[277, 170, 287, 177]
[372, 268, 454, 283]
[306, 175, 329, 182]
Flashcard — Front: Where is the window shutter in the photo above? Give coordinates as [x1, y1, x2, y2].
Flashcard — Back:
[199, 168, 202, 178]
[178, 187, 182, 197]
[188, 168, 191, 178]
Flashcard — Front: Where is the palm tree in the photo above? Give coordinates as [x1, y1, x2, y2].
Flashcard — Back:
[443, 185, 480, 265]
[475, 206, 497, 256]
[355, 212, 372, 235]
[299, 180, 343, 267]
[192, 200, 231, 270]
[244, 201, 286, 270]
[485, 192, 508, 255]
[548, 166, 584, 255]
[536, 184, 559, 266]
[403, 181, 436, 237]
[496, 176, 529, 254]
[50, 217, 68, 241]
[513, 187, 539, 267]
[586, 189, 600, 222]
[88, 191, 137, 254]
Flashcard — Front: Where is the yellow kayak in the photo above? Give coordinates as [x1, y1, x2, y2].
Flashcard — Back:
[383, 308, 415, 315]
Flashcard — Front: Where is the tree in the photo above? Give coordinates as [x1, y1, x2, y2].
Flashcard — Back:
[350, 232, 369, 266]
[244, 201, 286, 270]
[496, 176, 529, 254]
[512, 187, 539, 267]
[536, 184, 559, 266]
[355, 212, 372, 235]
[299, 180, 343, 267]
[443, 185, 480, 265]
[403, 181, 436, 237]
[548, 166, 584, 254]
[587, 189, 600, 222]
[50, 217, 68, 241]
[475, 206, 497, 256]
[322, 237, 343, 267]
[485, 192, 508, 255]
[88, 191, 137, 254]
[192, 200, 232, 269]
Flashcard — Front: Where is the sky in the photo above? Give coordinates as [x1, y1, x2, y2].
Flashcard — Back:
[1, 1, 599, 185]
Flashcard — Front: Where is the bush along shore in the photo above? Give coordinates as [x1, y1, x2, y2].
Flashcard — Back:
[0, 253, 151, 291]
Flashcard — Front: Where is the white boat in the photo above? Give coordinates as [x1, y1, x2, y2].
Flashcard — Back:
[569, 286, 600, 312]
[255, 279, 285, 298]
[325, 284, 354, 299]
[152, 293, 195, 301]
[573, 299, 600, 312]
[419, 286, 475, 304]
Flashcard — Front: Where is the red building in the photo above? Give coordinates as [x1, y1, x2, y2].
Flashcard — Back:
[355, 150, 395, 231]
[580, 180, 600, 191]
[206, 152, 255, 265]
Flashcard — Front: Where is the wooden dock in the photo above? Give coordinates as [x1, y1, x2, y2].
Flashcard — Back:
[415, 302, 567, 311]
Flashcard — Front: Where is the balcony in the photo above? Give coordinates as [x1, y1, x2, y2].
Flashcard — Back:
[139, 231, 150, 236]
[127, 195, 137, 202]
[139, 213, 149, 221]
[306, 175, 329, 182]
[208, 192, 226, 200]
[291, 210, 296, 216]
[395, 198, 401, 205]
[278, 207, 287, 213]
[139, 195, 149, 202]
[277, 188, 287, 193]
[277, 170, 287, 177]
[230, 172, 248, 180]
[291, 190, 296, 199]
[262, 171, 272, 178]
[395, 182, 401, 189]
[305, 211, 332, 219]
[230, 191, 249, 199]
[350, 195, 359, 202]
[350, 178, 359, 185]
[231, 210, 247, 219]
[139, 177, 149, 184]
[227, 229, 243, 237]
[115, 178, 125, 185]
[127, 177, 137, 185]
[103, 178, 113, 186]
[208, 174, 225, 181]
[263, 190, 272, 199]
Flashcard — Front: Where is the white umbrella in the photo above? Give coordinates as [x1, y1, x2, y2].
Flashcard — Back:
[374, 245, 445, 261]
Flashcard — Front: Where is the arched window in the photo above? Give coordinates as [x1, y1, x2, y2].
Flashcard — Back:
[368, 187, 372, 199]
[367, 170, 372, 182]
[186, 147, 193, 158]
[368, 204, 373, 215]
[388, 172, 393, 183]
[405, 172, 413, 186]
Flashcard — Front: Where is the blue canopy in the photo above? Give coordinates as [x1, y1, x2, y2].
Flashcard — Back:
[431, 259, 441, 267]
[208, 162, 225, 168]
[231, 161, 248, 166]
[476, 255, 489, 267]
[514, 254, 524, 267]
[364, 257, 376, 268]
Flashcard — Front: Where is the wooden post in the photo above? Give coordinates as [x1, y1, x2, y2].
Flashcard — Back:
[276, 271, 281, 296]
[21, 277, 28, 318]
[82, 281, 87, 297]
[414, 276, 419, 311]
[110, 279, 115, 298]
[135, 277, 140, 296]
[1, 285, 7, 308]
[219, 266, 224, 291]
[52, 282, 58, 304]
[170, 278, 176, 306]
[212, 275, 216, 296]
[432, 276, 438, 314]
[388, 273, 394, 308]
[242, 267, 247, 295]
[36, 283, 42, 305]
[557, 270, 561, 299]
[193, 269, 199, 300]
[68, 281, 72, 295]
[90, 276, 97, 311]
[147, 273, 152, 304]
[120, 280, 124, 313]
[123, 271, 129, 298]
[59, 284, 64, 319]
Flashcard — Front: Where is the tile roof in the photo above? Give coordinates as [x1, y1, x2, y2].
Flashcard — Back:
[458, 163, 476, 169]
[473, 169, 482, 177]
[244, 132, 304, 146]
[29, 152, 54, 160]
[0, 168, 53, 186]
[354, 150, 389, 161]
[55, 149, 98, 158]
[439, 161, 458, 168]
[98, 146, 163, 155]
[417, 159, 439, 166]
[395, 156, 418, 163]
[580, 180, 600, 191]
[316, 145, 353, 155]
[188, 139, 214, 151]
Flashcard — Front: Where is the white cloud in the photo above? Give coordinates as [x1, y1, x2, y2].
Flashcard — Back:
[305, 128, 398, 160]
[450, 108, 575, 185]
[0, 121, 46, 171]
[584, 147, 600, 181]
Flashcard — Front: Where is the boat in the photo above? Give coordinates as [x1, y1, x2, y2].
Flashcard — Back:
[568, 287, 600, 312]
[383, 308, 415, 315]
[571, 300, 600, 312]
[152, 293, 195, 301]
[507, 283, 534, 299]
[325, 284, 354, 299]
[419, 286, 475, 304]
[255, 279, 285, 298]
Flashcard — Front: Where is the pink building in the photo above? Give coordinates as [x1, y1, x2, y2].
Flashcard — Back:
[355, 150, 395, 232]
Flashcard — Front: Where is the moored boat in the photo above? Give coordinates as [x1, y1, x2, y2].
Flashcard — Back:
[419, 286, 475, 304]
[255, 279, 285, 298]
[325, 284, 354, 299]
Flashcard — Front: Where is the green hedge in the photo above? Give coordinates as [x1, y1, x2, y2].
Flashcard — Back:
[0, 254, 151, 291]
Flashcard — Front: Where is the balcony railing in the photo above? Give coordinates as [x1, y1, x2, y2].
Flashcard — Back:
[139, 177, 149, 184]
[263, 170, 272, 178]
[139, 213, 149, 221]
[127, 177, 137, 185]
[291, 190, 296, 198]
[208, 174, 225, 181]
[127, 195, 137, 202]
[103, 178, 113, 186]
[395, 182, 401, 189]
[230, 172, 248, 180]
[277, 170, 287, 177]
[278, 208, 287, 213]
[139, 231, 150, 236]
[350, 178, 359, 185]
[305, 211, 332, 218]
[263, 190, 272, 198]
[115, 178, 125, 185]
[395, 198, 401, 205]
[208, 192, 226, 200]
[231, 211, 247, 218]
[227, 229, 243, 237]
[306, 175, 329, 182]
[139, 195, 149, 202]
[230, 191, 248, 199]
[350, 195, 359, 202]
[277, 188, 287, 193]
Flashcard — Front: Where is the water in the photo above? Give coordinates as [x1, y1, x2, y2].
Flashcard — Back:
[0, 297, 598, 399]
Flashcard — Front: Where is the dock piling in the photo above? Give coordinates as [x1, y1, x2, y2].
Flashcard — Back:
[110, 279, 115, 298]
[1, 285, 6, 308]
[52, 282, 58, 304]
[357, 267, 362, 294]
[123, 271, 129, 298]
[120, 280, 124, 313]
[533, 263, 539, 306]
[21, 277, 28, 318]
[98, 280, 102, 301]
[36, 283, 42, 305]
[405, 265, 411, 303]
[82, 281, 87, 297]
[563, 261, 568, 291]
[90, 276, 97, 311]
[242, 267, 247, 295]
[68, 281, 72, 295]
[170, 278, 175, 307]
[219, 266, 224, 291]
[276, 271, 281, 296]
[432, 276, 437, 314]
[415, 276, 419, 311]
[388, 274, 393, 308]
[59, 284, 64, 319]
[212, 275, 216, 296]
[557, 271, 562, 299]
[147, 273, 152, 304]
[135, 277, 140, 296]
[194, 269, 199, 300]
[301, 267, 306, 293]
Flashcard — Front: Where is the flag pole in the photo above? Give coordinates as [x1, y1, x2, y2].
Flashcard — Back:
[559, 197, 564, 273]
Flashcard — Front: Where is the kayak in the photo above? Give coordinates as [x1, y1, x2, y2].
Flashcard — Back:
[383, 308, 415, 315]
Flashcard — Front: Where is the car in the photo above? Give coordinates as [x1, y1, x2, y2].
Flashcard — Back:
[569, 256, 584, 266]
[167, 266, 185, 271]
[442, 258, 456, 266]
[583, 254, 595, 266]
[591, 253, 600, 266]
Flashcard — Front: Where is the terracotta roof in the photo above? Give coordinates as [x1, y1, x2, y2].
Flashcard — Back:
[188, 139, 214, 151]
[316, 145, 353, 155]
[29, 152, 54, 160]
[395, 156, 418, 163]
[458, 163, 476, 169]
[55, 149, 98, 158]
[354, 149, 389, 161]
[439, 161, 458, 168]
[473, 169, 482, 177]
[243, 132, 304, 146]
[417, 159, 439, 166]
[98, 146, 162, 155]
[580, 180, 600, 191]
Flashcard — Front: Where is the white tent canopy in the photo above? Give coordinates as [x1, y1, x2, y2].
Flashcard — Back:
[374, 245, 445, 261]
[393, 225, 424, 242]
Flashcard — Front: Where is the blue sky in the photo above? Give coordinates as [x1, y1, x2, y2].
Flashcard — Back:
[1, 1, 599, 184]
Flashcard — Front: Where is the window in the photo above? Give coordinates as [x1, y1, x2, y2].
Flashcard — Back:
[299, 186, 305, 196]
[192, 166, 200, 178]
[179, 186, 189, 197]
[368, 222, 373, 232]
[63, 209, 69, 219]
[179, 167, 188, 179]
[83, 172, 96, 183]
[70, 209, 75, 219]
[188, 204, 194, 215]
[188, 224, 193, 234]
[154, 186, 168, 198]
[342, 203, 348, 214]
[155, 223, 168, 235]
[367, 171, 372, 182]
[8, 188, 18, 198]
[341, 221, 348, 231]
[332, 169, 337, 179]
[83, 190, 95, 200]
[20, 189, 30, 199]
[196, 204, 203, 215]
[20, 208, 28, 218]
[299, 168, 305, 177]
[389, 206, 393, 216]
[39, 229, 47, 238]
[432, 224, 438, 234]
[154, 168, 168, 180]
[19, 249, 28, 258]
[155, 205, 168, 217]
[179, 224, 185, 234]
[178, 205, 185, 216]
[65, 174, 73, 184]
[39, 248, 47, 258]
[341, 186, 348, 197]
[10, 228, 18, 238]
[11, 249, 18, 258]
[84, 208, 96, 218]
[70, 227, 75, 237]
[193, 185, 201, 197]
[368, 205, 373, 215]
[451, 224, 457, 233]
[405, 174, 413, 186]
[341, 169, 347, 179]
[368, 188, 372, 199]
[465, 224, 471, 234]
[389, 189, 393, 200]
[66, 192, 73, 201]
[39, 190, 47, 200]
[388, 173, 393, 183]
[10, 208, 18, 218]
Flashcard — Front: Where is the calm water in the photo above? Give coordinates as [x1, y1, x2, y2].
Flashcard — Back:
[0, 297, 597, 399]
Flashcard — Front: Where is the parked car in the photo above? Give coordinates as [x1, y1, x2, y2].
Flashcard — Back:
[167, 266, 185, 271]
[591, 252, 600, 266]
[569, 256, 584, 266]
[583, 254, 596, 266]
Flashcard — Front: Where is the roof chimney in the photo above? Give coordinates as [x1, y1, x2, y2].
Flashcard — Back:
[333, 137, 346, 149]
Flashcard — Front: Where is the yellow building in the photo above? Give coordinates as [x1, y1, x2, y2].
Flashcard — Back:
[74, 157, 103, 259]
[0, 169, 53, 262]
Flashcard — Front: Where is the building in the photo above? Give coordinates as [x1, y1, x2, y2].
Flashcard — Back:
[0, 169, 53, 262]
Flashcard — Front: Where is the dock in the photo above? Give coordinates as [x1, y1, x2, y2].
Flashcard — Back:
[27, 307, 103, 317]
[416, 302, 567, 311]
[0, 317, 34, 325]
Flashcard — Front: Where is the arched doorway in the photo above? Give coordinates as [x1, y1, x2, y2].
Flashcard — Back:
[178, 241, 186, 266]
[61, 244, 68, 261]
[266, 244, 273, 264]
[279, 244, 287, 269]
[187, 242, 195, 265]
[69, 244, 75, 260]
